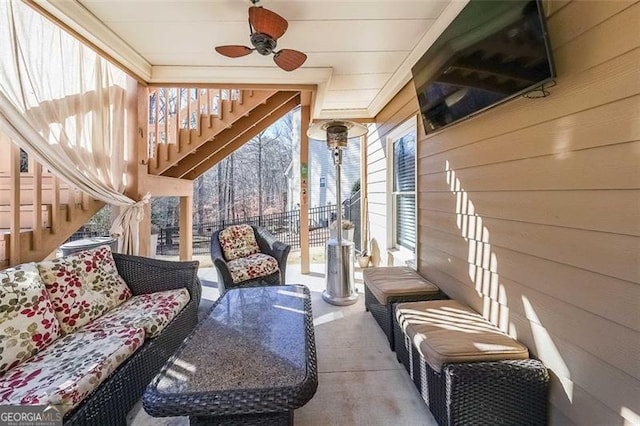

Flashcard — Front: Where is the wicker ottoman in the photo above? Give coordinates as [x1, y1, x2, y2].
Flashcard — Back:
[363, 266, 443, 350]
[394, 300, 549, 426]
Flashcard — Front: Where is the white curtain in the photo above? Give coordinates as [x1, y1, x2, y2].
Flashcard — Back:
[0, 0, 146, 255]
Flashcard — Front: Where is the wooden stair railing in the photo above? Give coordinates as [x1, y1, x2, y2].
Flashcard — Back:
[146, 88, 278, 175]
[0, 136, 104, 269]
[169, 91, 301, 180]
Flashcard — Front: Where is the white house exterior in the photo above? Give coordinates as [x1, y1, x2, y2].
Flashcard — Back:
[286, 110, 361, 212]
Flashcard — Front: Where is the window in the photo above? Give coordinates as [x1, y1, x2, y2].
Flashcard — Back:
[388, 118, 417, 257]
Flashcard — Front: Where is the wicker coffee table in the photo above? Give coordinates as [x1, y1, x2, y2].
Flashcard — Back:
[143, 285, 318, 425]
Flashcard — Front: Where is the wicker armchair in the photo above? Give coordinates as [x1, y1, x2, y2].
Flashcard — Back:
[210, 225, 291, 294]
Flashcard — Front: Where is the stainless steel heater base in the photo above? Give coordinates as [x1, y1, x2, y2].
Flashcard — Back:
[324, 238, 358, 306]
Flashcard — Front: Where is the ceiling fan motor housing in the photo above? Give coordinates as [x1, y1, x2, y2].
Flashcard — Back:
[250, 32, 277, 55]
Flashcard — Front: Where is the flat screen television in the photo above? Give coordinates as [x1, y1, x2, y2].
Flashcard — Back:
[412, 0, 555, 133]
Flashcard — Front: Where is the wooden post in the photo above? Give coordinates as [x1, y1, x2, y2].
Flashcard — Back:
[135, 84, 151, 257]
[9, 142, 20, 266]
[0, 131, 11, 172]
[32, 162, 42, 250]
[179, 196, 193, 261]
[360, 132, 369, 253]
[300, 104, 311, 274]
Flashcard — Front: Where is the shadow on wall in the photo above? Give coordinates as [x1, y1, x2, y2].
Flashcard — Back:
[442, 160, 575, 410]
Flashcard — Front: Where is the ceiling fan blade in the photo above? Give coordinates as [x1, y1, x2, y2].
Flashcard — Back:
[249, 6, 288, 40]
[215, 45, 253, 58]
[273, 49, 307, 72]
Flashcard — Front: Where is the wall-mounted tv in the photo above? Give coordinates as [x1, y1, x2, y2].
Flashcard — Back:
[412, 0, 555, 133]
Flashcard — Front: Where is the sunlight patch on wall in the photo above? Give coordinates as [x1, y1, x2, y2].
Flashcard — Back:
[445, 160, 506, 328]
[522, 295, 573, 402]
[621, 407, 640, 425]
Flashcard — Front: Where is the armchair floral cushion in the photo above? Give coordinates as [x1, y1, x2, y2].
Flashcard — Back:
[227, 253, 279, 284]
[0, 326, 144, 414]
[0, 263, 60, 375]
[218, 224, 260, 261]
[83, 288, 190, 338]
[37, 246, 132, 335]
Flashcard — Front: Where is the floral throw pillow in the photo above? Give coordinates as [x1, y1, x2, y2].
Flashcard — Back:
[218, 224, 260, 261]
[0, 263, 60, 374]
[37, 246, 132, 335]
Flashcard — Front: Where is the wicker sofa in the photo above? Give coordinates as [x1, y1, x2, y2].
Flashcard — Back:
[0, 248, 201, 425]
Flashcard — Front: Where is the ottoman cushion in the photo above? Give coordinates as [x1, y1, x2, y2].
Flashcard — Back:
[398, 300, 529, 372]
[364, 267, 439, 305]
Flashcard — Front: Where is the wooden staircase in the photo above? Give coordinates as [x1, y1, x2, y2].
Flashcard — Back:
[145, 87, 301, 179]
[0, 87, 302, 269]
[0, 140, 104, 269]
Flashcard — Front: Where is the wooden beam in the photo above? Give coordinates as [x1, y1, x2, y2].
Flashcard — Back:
[142, 175, 193, 197]
[179, 196, 193, 261]
[300, 104, 311, 274]
[184, 95, 301, 180]
[148, 82, 316, 91]
[301, 90, 313, 106]
[311, 117, 376, 124]
[163, 91, 299, 179]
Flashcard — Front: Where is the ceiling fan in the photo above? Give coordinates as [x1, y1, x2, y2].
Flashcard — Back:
[215, 0, 307, 72]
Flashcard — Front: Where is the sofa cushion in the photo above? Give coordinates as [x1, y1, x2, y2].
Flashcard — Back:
[364, 266, 439, 305]
[218, 224, 260, 261]
[0, 263, 60, 375]
[37, 246, 132, 334]
[227, 253, 279, 283]
[0, 326, 144, 414]
[397, 300, 529, 372]
[83, 288, 190, 338]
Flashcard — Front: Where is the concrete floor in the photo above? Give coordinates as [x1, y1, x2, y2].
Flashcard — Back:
[127, 263, 437, 426]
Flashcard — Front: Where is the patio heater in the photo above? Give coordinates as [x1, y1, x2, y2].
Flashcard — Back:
[308, 120, 368, 305]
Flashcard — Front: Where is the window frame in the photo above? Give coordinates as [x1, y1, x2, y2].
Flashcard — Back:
[386, 116, 418, 265]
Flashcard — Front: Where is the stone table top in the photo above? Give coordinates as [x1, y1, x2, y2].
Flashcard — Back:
[143, 284, 318, 418]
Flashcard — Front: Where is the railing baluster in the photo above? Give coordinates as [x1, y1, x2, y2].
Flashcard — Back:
[9, 142, 21, 265]
[187, 88, 192, 132]
[164, 88, 170, 144]
[197, 89, 202, 136]
[50, 175, 60, 235]
[32, 162, 42, 250]
[154, 89, 160, 145]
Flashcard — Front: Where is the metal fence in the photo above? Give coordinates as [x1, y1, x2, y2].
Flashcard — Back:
[157, 199, 360, 256]
[346, 190, 361, 252]
[67, 226, 108, 241]
[67, 195, 362, 256]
